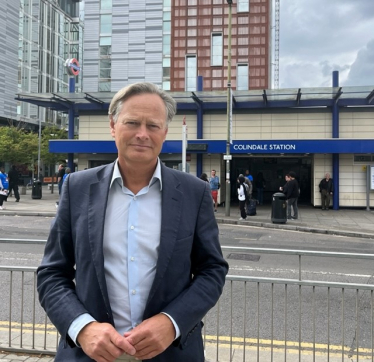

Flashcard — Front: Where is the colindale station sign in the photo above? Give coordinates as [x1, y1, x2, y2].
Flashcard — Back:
[233, 143, 296, 151]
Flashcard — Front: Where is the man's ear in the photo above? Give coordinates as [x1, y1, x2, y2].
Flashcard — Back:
[109, 117, 116, 137]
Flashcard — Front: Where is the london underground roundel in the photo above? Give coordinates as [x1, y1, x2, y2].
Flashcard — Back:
[65, 58, 81, 76]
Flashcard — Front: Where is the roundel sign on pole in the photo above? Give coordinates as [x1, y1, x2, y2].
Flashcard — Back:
[65, 58, 81, 76]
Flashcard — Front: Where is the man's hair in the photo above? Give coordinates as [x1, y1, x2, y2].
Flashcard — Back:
[288, 171, 296, 178]
[108, 82, 177, 126]
[211, 169, 216, 172]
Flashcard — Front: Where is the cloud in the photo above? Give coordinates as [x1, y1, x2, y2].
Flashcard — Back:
[344, 39, 374, 86]
[279, 0, 374, 88]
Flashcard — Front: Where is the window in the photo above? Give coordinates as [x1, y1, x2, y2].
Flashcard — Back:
[99, 81, 111, 92]
[237, 64, 248, 90]
[100, 36, 112, 56]
[100, 14, 112, 34]
[100, 0, 112, 10]
[238, 0, 249, 12]
[99, 59, 111, 79]
[186, 55, 197, 91]
[211, 33, 223, 66]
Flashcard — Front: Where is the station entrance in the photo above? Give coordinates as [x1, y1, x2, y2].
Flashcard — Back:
[232, 155, 312, 205]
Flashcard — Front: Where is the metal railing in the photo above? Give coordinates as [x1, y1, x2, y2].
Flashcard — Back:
[0, 247, 373, 361]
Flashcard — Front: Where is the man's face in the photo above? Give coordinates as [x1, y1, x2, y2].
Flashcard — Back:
[211, 170, 216, 177]
[110, 93, 168, 167]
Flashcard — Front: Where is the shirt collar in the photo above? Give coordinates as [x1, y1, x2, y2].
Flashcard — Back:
[110, 158, 163, 191]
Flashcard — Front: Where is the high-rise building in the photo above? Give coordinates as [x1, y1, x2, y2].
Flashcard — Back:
[83, 0, 164, 92]
[0, 0, 19, 124]
[82, 0, 271, 92]
[171, 0, 271, 91]
[17, 0, 84, 128]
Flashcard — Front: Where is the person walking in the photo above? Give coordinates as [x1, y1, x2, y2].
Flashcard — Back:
[57, 164, 65, 195]
[8, 165, 20, 202]
[209, 169, 220, 212]
[319, 173, 333, 210]
[37, 82, 228, 362]
[0, 167, 9, 210]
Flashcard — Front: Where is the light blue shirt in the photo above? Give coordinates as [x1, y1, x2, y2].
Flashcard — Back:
[209, 175, 219, 191]
[68, 159, 180, 344]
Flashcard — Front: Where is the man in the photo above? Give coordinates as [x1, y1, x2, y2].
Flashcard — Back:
[8, 165, 20, 202]
[284, 171, 299, 220]
[209, 169, 220, 212]
[56, 164, 65, 194]
[319, 173, 333, 210]
[37, 82, 228, 362]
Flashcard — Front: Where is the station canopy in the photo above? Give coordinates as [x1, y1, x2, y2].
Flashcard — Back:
[16, 86, 374, 113]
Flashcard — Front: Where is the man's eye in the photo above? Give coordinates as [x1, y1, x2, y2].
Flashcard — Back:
[125, 121, 138, 126]
[148, 124, 160, 129]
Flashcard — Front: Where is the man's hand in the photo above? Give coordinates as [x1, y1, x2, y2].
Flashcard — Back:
[124, 314, 175, 360]
[77, 322, 136, 362]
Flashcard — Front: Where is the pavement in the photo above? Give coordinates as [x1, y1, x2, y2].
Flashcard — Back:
[1, 185, 374, 239]
[1, 186, 374, 361]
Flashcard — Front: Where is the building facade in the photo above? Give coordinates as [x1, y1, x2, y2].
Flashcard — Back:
[0, 0, 19, 123]
[82, 0, 271, 92]
[17, 0, 84, 129]
[171, 0, 271, 91]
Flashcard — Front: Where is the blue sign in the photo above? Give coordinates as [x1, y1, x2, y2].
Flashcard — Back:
[50, 139, 374, 155]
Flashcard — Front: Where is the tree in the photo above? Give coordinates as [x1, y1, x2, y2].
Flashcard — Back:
[40, 125, 68, 166]
[0, 126, 38, 166]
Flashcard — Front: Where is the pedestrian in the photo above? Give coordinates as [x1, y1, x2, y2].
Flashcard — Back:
[255, 172, 266, 205]
[283, 171, 299, 220]
[245, 169, 253, 183]
[319, 173, 333, 210]
[62, 167, 71, 183]
[0, 167, 9, 210]
[243, 172, 253, 199]
[279, 174, 290, 193]
[37, 82, 228, 362]
[57, 164, 65, 194]
[199, 172, 209, 182]
[237, 175, 247, 220]
[209, 169, 220, 212]
[8, 165, 20, 202]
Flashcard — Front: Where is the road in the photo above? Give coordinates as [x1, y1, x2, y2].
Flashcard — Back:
[1, 216, 374, 359]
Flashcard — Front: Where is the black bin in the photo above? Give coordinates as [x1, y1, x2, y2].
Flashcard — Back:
[31, 180, 42, 199]
[271, 192, 287, 223]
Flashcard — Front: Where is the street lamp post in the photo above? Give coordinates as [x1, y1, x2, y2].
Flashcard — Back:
[225, 0, 233, 216]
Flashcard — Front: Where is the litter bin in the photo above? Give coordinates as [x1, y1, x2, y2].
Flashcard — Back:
[271, 192, 287, 223]
[31, 179, 42, 199]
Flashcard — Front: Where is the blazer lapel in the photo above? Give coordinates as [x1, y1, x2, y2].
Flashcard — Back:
[87, 163, 114, 312]
[146, 165, 183, 306]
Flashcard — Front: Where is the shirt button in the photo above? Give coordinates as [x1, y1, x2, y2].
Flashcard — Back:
[132, 290, 136, 295]
[133, 196, 137, 200]
[130, 257, 135, 261]
[130, 225, 134, 230]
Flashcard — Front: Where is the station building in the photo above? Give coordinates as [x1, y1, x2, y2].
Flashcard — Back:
[18, 79, 374, 209]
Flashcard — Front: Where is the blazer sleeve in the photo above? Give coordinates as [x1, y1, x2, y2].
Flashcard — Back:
[160, 181, 229, 348]
[36, 175, 91, 346]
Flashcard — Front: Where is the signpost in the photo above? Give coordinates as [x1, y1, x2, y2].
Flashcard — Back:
[65, 58, 81, 172]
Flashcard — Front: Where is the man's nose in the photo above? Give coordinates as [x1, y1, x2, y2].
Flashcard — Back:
[135, 123, 149, 139]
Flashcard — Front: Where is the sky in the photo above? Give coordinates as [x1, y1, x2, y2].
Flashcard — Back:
[278, 0, 374, 88]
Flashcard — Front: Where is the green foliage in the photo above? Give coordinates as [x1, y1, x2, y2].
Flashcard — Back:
[0, 126, 38, 165]
[0, 125, 68, 167]
[40, 125, 68, 165]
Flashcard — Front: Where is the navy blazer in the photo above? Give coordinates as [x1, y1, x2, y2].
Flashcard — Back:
[37, 162, 228, 361]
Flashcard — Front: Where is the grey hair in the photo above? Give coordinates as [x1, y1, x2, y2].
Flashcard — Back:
[108, 82, 177, 126]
